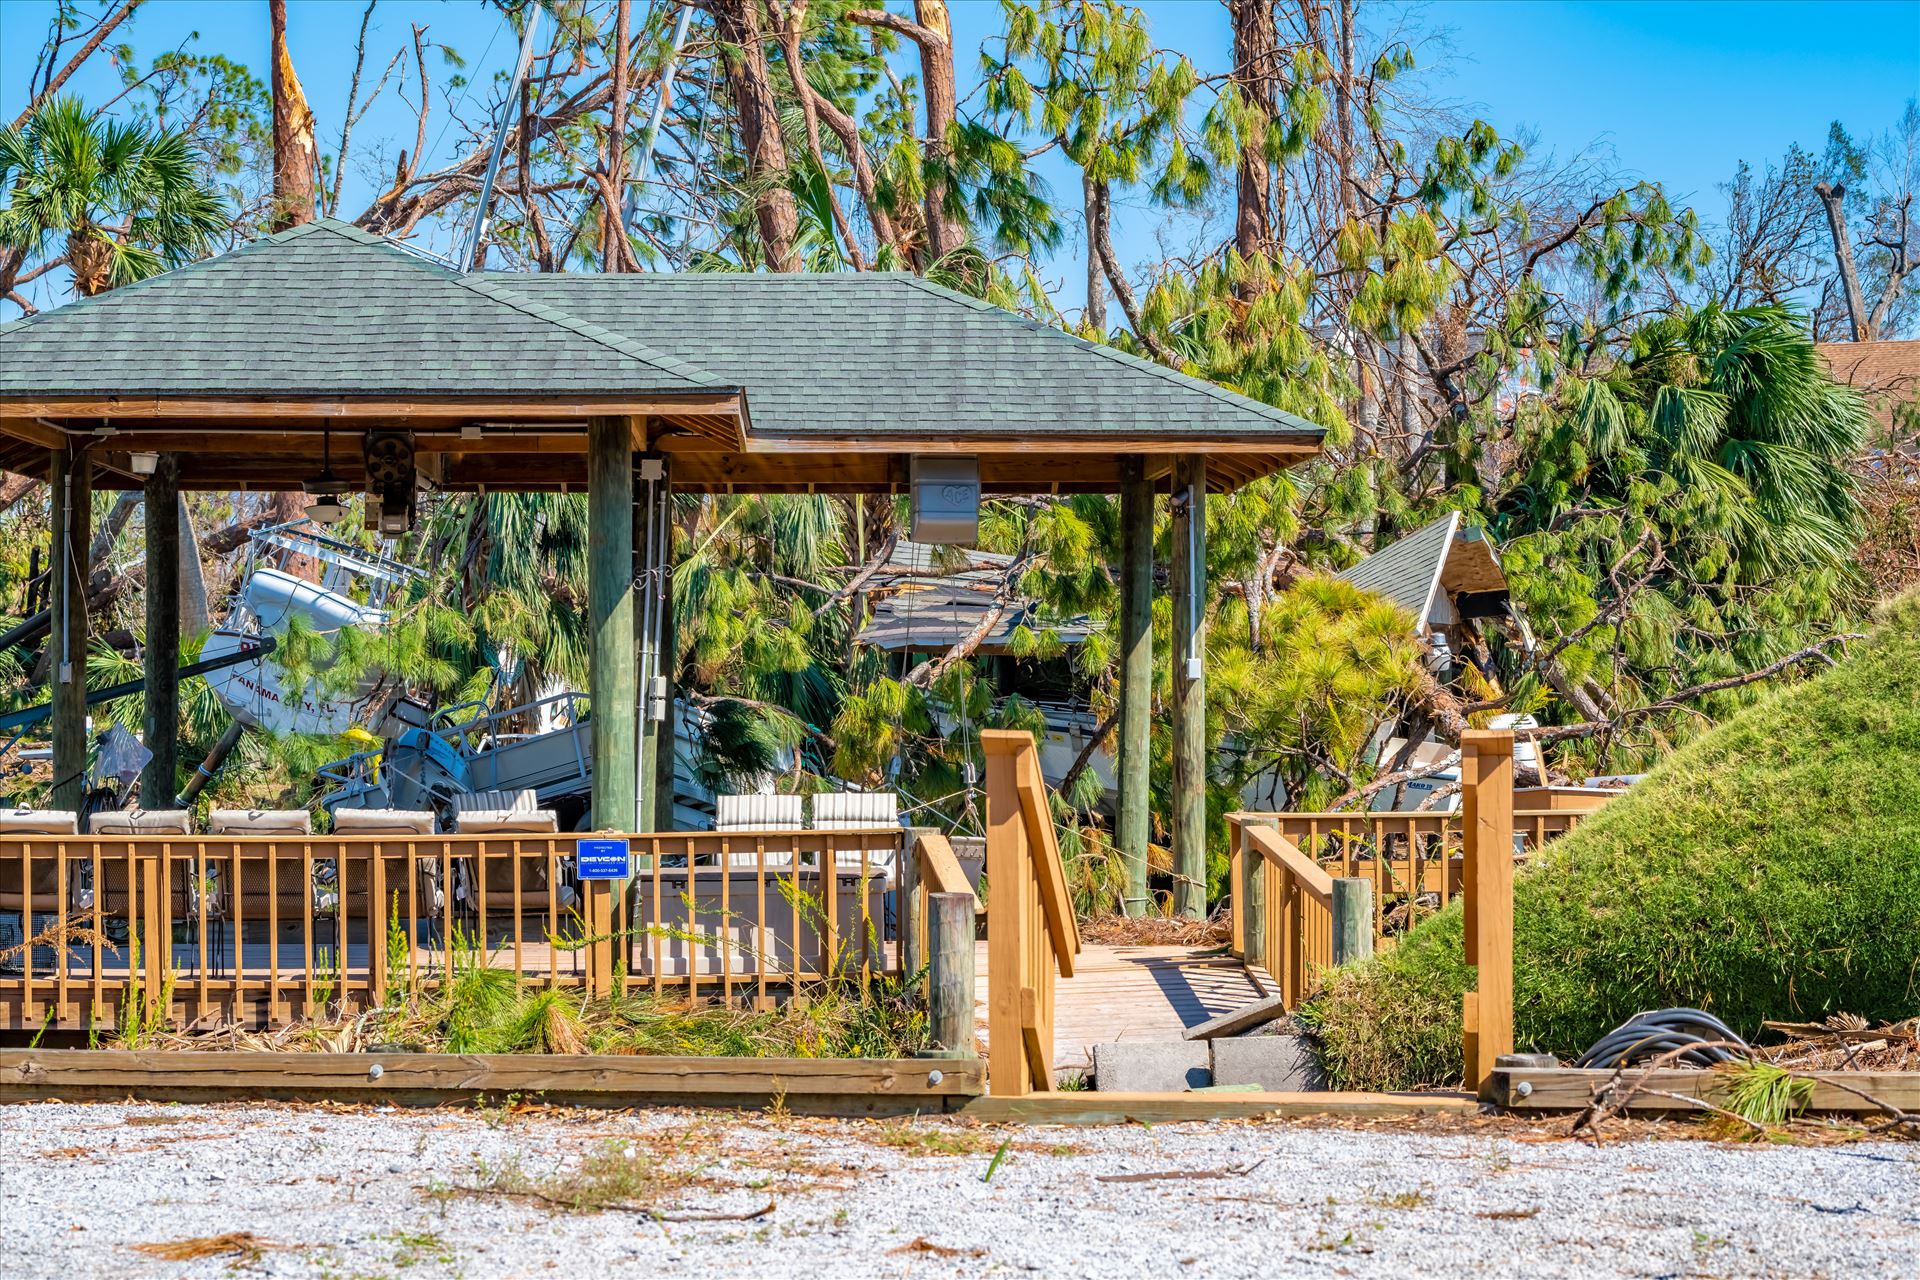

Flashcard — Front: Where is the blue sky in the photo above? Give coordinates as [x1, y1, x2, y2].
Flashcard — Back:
[1, 0, 1915, 310]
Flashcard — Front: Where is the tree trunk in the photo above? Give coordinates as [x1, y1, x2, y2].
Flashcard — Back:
[776, 0, 868, 269]
[65, 226, 112, 296]
[1814, 181, 1873, 341]
[604, 0, 633, 272]
[1083, 173, 1108, 332]
[269, 0, 319, 231]
[1229, 0, 1279, 285]
[849, 4, 958, 265]
[913, 1, 959, 262]
[710, 0, 800, 271]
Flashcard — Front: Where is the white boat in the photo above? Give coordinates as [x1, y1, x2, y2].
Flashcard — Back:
[201, 522, 421, 736]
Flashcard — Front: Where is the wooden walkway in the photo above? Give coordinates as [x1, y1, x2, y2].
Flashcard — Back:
[974, 942, 1265, 1073]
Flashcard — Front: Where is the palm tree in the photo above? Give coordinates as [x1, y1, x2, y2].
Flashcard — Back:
[0, 95, 226, 298]
[1512, 304, 1868, 582]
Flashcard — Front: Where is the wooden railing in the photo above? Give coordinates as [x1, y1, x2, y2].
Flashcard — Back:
[1232, 822, 1337, 1009]
[1228, 776, 1600, 1010]
[981, 729, 1081, 1096]
[0, 828, 909, 1031]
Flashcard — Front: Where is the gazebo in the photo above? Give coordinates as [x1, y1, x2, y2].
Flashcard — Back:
[0, 217, 1325, 917]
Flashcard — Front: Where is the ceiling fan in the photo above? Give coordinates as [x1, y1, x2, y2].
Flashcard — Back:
[302, 429, 350, 525]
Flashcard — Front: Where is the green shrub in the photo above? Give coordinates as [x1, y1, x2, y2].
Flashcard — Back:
[1307, 594, 1920, 1091]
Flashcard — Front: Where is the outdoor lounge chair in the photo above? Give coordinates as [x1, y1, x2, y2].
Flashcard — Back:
[813, 792, 901, 878]
[440, 792, 569, 950]
[0, 807, 78, 836]
[0, 809, 83, 974]
[717, 794, 803, 869]
[811, 792, 902, 941]
[449, 789, 558, 834]
[203, 810, 337, 961]
[715, 794, 804, 832]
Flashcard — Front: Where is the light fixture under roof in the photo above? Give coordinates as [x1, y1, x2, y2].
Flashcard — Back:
[302, 429, 350, 526]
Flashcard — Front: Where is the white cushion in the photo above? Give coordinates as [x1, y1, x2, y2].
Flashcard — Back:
[811, 792, 899, 830]
[454, 809, 559, 834]
[331, 808, 436, 835]
[714, 794, 802, 832]
[88, 808, 191, 835]
[0, 808, 78, 834]
[207, 808, 312, 835]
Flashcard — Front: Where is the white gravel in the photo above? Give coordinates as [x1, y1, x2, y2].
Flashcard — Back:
[2, 1100, 1914, 1278]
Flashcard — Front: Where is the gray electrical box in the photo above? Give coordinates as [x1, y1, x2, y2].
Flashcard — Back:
[909, 455, 980, 545]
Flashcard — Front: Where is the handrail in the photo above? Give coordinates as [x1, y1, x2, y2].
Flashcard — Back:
[1242, 824, 1333, 910]
[979, 729, 1079, 1096]
[1007, 734, 1081, 974]
[913, 829, 973, 898]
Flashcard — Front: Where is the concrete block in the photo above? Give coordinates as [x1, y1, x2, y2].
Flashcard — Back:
[1092, 1041, 1211, 1092]
[1209, 1033, 1325, 1092]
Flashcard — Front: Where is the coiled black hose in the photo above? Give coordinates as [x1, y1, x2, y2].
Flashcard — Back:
[1574, 1008, 1751, 1069]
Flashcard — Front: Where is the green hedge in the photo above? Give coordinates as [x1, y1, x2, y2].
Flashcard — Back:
[1305, 594, 1920, 1091]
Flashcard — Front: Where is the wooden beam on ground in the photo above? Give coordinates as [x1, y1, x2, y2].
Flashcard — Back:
[0, 1050, 983, 1115]
[1487, 1067, 1920, 1117]
[960, 1090, 1479, 1125]
[1182, 994, 1289, 1041]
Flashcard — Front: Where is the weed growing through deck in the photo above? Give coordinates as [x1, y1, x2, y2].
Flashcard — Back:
[112, 933, 175, 1049]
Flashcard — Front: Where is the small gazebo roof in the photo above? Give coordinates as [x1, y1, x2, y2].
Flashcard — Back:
[0, 218, 1325, 494]
[1337, 511, 1508, 624]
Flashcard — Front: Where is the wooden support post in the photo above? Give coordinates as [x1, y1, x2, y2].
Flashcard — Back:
[142, 454, 180, 807]
[1461, 729, 1515, 1090]
[589, 417, 637, 831]
[586, 873, 616, 998]
[642, 453, 676, 831]
[1116, 456, 1153, 916]
[653, 544, 677, 832]
[1240, 816, 1274, 970]
[1331, 877, 1373, 967]
[49, 445, 91, 816]
[1168, 454, 1208, 919]
[927, 890, 976, 1057]
[902, 827, 931, 980]
[140, 856, 163, 1020]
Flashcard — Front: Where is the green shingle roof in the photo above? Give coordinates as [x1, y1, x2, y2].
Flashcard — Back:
[498, 272, 1324, 441]
[0, 220, 721, 397]
[0, 217, 1325, 449]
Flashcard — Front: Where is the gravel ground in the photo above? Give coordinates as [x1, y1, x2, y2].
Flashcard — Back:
[2, 1100, 1915, 1279]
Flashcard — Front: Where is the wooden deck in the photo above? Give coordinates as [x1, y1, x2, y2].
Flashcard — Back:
[975, 942, 1264, 1073]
